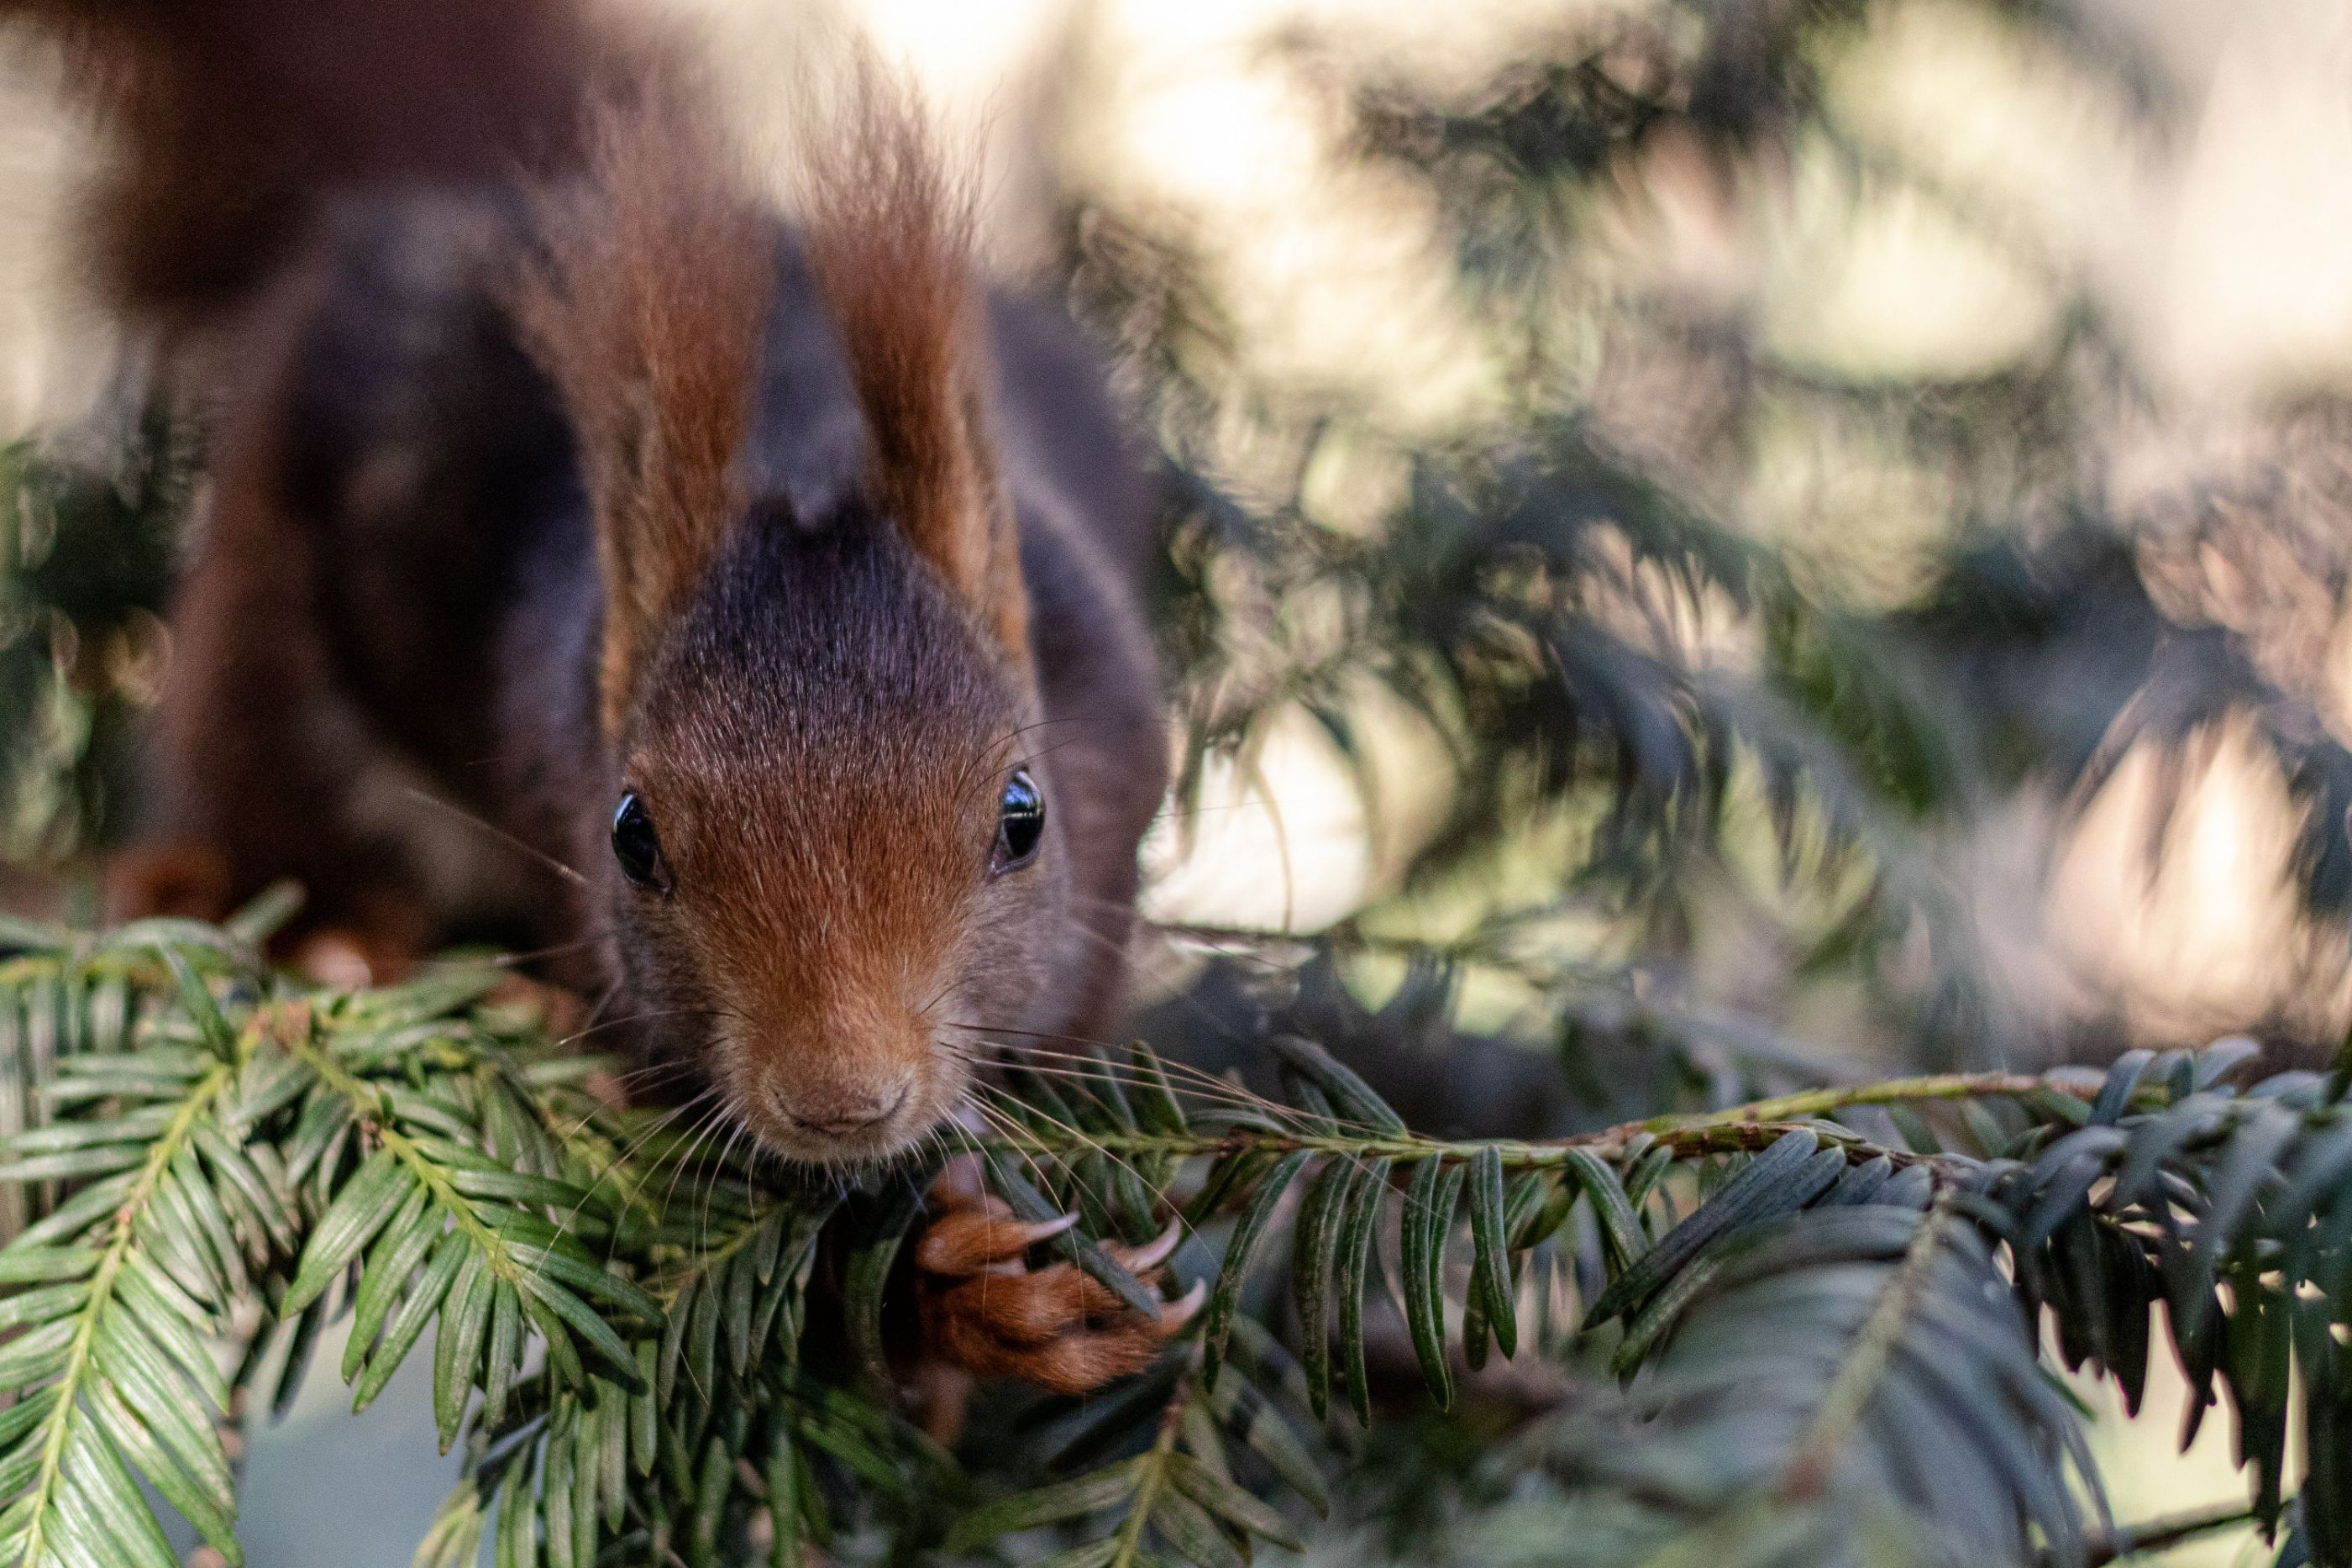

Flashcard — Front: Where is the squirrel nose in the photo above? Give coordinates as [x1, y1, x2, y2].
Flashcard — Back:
[781, 1081, 909, 1136]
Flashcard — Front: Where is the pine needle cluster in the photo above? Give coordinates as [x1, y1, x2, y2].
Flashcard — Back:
[0, 907, 2343, 1566]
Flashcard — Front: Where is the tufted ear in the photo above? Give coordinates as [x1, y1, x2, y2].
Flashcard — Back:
[796, 58, 1030, 670]
[507, 76, 774, 736]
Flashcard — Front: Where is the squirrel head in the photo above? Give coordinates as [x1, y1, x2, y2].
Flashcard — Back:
[512, 66, 1059, 1162]
[604, 514, 1058, 1163]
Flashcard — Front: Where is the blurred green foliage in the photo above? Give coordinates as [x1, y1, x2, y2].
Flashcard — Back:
[1064, 0, 2352, 1084]
[0, 403, 183, 868]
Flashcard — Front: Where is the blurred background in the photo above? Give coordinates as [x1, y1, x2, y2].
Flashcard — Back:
[5, 0, 2352, 1560]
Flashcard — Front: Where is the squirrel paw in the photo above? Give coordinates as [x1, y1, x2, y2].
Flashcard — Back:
[297, 927, 436, 989]
[105, 842, 422, 989]
[916, 1194, 1203, 1397]
[104, 842, 234, 924]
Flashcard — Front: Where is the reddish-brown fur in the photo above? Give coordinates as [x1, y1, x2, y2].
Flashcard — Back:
[19, 0, 1179, 1393]
[508, 84, 775, 734]
[799, 59, 1029, 663]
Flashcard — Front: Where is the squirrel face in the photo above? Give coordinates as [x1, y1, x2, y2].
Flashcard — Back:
[501, 81, 1082, 1166]
[603, 515, 1063, 1164]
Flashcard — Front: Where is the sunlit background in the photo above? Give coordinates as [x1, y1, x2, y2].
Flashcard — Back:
[659, 0, 2352, 1061]
[6, 0, 2352, 1561]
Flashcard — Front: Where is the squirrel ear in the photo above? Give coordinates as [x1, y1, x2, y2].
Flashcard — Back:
[797, 56, 1032, 669]
[508, 82, 774, 735]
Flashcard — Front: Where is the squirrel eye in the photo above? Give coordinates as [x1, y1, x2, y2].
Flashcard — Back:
[611, 793, 671, 892]
[992, 768, 1046, 872]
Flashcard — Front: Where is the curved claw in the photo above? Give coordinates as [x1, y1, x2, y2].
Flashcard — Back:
[1107, 1219, 1184, 1274]
[1017, 1212, 1083, 1245]
[1160, 1277, 1207, 1330]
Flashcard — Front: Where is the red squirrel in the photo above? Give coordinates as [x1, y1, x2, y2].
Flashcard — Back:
[15, 0, 1188, 1394]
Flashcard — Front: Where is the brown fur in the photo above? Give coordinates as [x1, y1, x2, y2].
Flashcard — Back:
[507, 84, 774, 734]
[32, 0, 1176, 1394]
[798, 58, 1029, 663]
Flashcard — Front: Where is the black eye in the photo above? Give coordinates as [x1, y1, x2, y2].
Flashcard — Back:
[611, 793, 670, 892]
[993, 768, 1045, 872]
